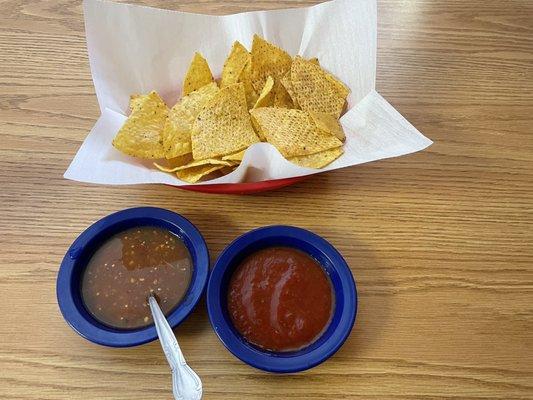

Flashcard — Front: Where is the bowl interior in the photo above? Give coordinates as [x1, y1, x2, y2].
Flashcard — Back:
[216, 234, 346, 357]
[68, 217, 203, 333]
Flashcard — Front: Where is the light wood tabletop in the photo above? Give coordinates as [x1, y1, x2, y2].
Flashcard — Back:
[1, 0, 532, 398]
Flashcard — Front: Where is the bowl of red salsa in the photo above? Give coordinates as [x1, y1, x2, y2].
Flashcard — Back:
[56, 207, 209, 347]
[207, 226, 357, 373]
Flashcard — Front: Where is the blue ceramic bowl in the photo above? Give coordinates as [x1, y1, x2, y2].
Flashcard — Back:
[207, 226, 357, 373]
[56, 207, 209, 347]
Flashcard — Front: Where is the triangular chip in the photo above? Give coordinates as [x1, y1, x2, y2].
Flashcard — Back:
[272, 79, 295, 108]
[162, 82, 219, 159]
[252, 76, 275, 109]
[174, 158, 233, 171]
[176, 164, 225, 183]
[113, 91, 167, 159]
[221, 42, 257, 108]
[222, 149, 246, 162]
[250, 108, 343, 158]
[221, 42, 250, 88]
[288, 147, 344, 169]
[280, 72, 299, 108]
[250, 35, 292, 93]
[290, 56, 348, 118]
[239, 57, 258, 109]
[309, 111, 346, 141]
[325, 72, 350, 99]
[183, 53, 214, 96]
[191, 83, 260, 160]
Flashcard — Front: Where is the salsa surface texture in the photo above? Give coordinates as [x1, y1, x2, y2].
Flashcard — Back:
[227, 247, 333, 352]
[82, 226, 192, 329]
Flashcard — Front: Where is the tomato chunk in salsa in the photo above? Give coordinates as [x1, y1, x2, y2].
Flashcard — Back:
[227, 247, 333, 352]
[81, 226, 192, 329]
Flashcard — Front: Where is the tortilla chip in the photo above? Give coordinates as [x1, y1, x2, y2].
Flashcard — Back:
[129, 94, 144, 112]
[168, 153, 194, 167]
[273, 80, 295, 108]
[154, 156, 230, 173]
[325, 72, 350, 99]
[252, 76, 275, 109]
[221, 41, 250, 88]
[250, 108, 343, 157]
[222, 149, 246, 162]
[290, 56, 348, 118]
[113, 91, 167, 159]
[239, 57, 258, 109]
[221, 42, 258, 108]
[176, 164, 225, 183]
[250, 114, 266, 141]
[154, 163, 181, 173]
[183, 52, 214, 95]
[153, 153, 194, 172]
[250, 35, 292, 93]
[309, 111, 346, 141]
[280, 72, 299, 108]
[288, 147, 344, 169]
[191, 83, 260, 160]
[163, 82, 219, 159]
[174, 158, 233, 171]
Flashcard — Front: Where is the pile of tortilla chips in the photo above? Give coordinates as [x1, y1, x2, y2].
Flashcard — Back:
[112, 35, 350, 183]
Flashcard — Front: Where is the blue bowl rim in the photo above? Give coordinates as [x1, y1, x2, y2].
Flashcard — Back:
[56, 207, 209, 347]
[207, 225, 357, 373]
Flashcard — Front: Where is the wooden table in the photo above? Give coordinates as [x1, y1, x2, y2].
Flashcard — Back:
[1, 0, 532, 398]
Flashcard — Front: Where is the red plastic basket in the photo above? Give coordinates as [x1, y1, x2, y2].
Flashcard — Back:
[178, 176, 307, 194]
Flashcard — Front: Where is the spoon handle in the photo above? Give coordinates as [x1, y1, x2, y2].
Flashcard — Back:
[148, 296, 203, 400]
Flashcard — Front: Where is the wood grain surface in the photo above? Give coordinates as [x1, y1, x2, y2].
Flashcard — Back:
[1, 0, 532, 398]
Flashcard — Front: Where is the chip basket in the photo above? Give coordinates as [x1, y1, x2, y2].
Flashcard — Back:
[177, 176, 307, 194]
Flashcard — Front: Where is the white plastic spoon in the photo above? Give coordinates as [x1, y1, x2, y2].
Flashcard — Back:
[148, 296, 203, 400]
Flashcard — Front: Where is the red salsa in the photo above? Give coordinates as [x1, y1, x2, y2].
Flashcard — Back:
[227, 247, 333, 352]
[81, 226, 192, 329]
